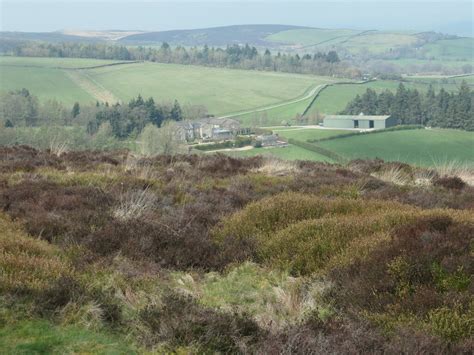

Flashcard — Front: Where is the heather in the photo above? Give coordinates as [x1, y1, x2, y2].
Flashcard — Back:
[0, 146, 472, 353]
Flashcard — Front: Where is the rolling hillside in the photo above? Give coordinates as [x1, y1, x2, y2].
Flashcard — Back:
[0, 56, 336, 114]
[120, 24, 308, 46]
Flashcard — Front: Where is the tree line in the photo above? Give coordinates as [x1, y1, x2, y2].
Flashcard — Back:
[1, 40, 362, 78]
[341, 81, 473, 130]
[0, 89, 209, 138]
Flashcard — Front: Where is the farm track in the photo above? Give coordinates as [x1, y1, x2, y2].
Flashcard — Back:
[218, 84, 326, 119]
[64, 69, 119, 104]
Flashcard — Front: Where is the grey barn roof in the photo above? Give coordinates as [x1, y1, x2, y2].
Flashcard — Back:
[325, 115, 391, 121]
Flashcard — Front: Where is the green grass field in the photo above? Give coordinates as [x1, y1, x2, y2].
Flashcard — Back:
[306, 78, 471, 115]
[272, 127, 348, 141]
[0, 57, 337, 117]
[343, 32, 418, 55]
[227, 145, 332, 162]
[0, 56, 128, 68]
[0, 66, 95, 105]
[318, 128, 474, 166]
[266, 28, 361, 47]
[230, 96, 314, 126]
[87, 62, 336, 115]
[421, 38, 474, 61]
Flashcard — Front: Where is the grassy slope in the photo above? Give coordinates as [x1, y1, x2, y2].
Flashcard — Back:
[227, 145, 332, 162]
[306, 79, 470, 115]
[231, 96, 314, 126]
[318, 129, 474, 166]
[0, 56, 127, 68]
[273, 128, 348, 141]
[0, 66, 95, 105]
[343, 32, 417, 54]
[87, 62, 333, 116]
[422, 38, 474, 60]
[0, 57, 334, 115]
[266, 28, 360, 46]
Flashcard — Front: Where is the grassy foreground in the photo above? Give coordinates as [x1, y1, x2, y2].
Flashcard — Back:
[0, 146, 473, 353]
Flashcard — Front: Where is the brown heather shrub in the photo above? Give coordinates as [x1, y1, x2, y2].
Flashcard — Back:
[0, 180, 113, 243]
[0, 213, 73, 296]
[329, 213, 474, 342]
[433, 176, 467, 190]
[0, 145, 63, 172]
[60, 150, 125, 171]
[139, 292, 263, 352]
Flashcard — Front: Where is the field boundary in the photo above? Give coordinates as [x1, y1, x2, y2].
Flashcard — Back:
[287, 138, 346, 163]
[0, 60, 139, 70]
[302, 79, 376, 116]
[218, 83, 326, 119]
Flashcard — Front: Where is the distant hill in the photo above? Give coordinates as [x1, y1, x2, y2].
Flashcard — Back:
[119, 24, 309, 46]
[0, 31, 98, 43]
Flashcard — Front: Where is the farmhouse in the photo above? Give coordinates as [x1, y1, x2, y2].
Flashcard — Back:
[323, 114, 396, 129]
[175, 117, 250, 141]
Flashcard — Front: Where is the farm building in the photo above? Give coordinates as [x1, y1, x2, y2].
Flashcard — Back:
[323, 114, 396, 129]
[175, 117, 251, 141]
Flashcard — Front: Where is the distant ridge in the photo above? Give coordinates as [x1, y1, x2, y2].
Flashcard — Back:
[119, 24, 310, 46]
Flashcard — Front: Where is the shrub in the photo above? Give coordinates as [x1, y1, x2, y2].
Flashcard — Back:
[0, 213, 73, 295]
[329, 213, 474, 341]
[213, 192, 415, 252]
[0, 180, 113, 243]
[433, 176, 466, 190]
[139, 292, 262, 352]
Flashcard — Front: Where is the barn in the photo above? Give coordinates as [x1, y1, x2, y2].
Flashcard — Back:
[323, 114, 396, 129]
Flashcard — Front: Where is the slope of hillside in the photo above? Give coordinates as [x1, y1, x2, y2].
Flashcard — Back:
[120, 24, 308, 46]
[1, 147, 473, 353]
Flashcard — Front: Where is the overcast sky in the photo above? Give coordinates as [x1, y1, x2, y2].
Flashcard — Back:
[1, 1, 472, 36]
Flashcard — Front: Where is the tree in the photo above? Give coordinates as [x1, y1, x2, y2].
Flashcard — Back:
[71, 102, 80, 118]
[170, 100, 183, 121]
[138, 121, 184, 156]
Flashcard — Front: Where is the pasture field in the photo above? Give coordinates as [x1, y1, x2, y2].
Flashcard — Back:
[266, 28, 361, 47]
[272, 127, 348, 141]
[227, 144, 332, 162]
[0, 56, 128, 68]
[318, 128, 474, 166]
[0, 65, 95, 105]
[229, 96, 314, 126]
[343, 32, 418, 54]
[87, 62, 336, 115]
[0, 56, 338, 116]
[421, 38, 474, 61]
[305, 78, 472, 115]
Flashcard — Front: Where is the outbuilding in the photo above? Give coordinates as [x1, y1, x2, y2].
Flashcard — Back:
[323, 114, 396, 129]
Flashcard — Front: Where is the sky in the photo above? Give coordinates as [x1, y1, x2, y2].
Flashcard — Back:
[1, 1, 472, 36]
